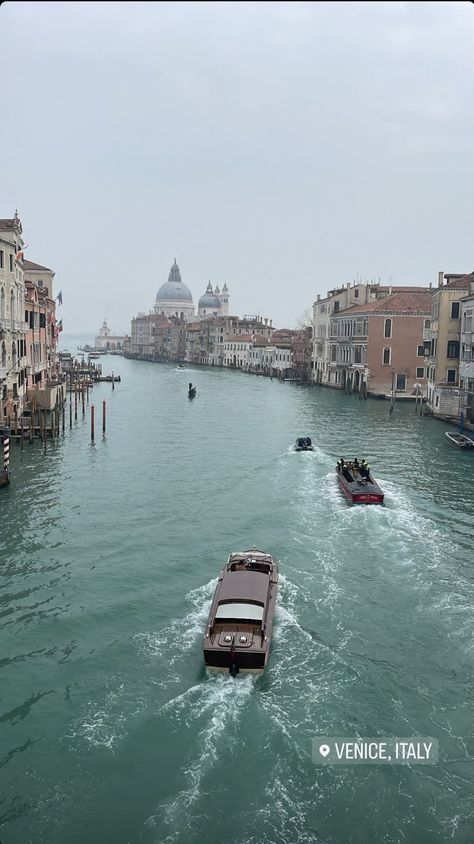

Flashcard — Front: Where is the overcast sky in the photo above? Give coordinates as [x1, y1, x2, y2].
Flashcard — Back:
[1, 1, 473, 333]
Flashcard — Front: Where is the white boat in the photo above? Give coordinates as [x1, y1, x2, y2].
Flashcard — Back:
[445, 432, 474, 449]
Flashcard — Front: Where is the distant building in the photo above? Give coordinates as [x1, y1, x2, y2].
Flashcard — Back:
[154, 259, 195, 322]
[197, 281, 230, 319]
[95, 319, 127, 351]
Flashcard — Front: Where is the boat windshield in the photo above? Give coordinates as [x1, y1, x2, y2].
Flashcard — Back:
[215, 602, 264, 621]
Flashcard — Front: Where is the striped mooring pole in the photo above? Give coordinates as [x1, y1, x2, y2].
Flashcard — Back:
[1, 426, 10, 486]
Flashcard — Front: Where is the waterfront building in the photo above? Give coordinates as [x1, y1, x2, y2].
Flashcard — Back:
[153, 315, 186, 362]
[0, 213, 28, 422]
[459, 280, 474, 429]
[328, 290, 432, 397]
[425, 272, 472, 420]
[224, 335, 254, 369]
[130, 312, 155, 358]
[95, 319, 127, 351]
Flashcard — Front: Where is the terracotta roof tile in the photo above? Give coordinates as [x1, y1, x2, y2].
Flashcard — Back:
[445, 273, 473, 289]
[338, 290, 432, 315]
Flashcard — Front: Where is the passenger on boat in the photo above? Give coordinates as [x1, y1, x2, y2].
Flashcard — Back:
[359, 460, 371, 479]
[342, 466, 353, 482]
[353, 458, 360, 471]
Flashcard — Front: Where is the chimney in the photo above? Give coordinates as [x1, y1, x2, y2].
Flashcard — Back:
[270, 319, 272, 327]
[346, 282, 350, 289]
[317, 294, 321, 301]
[264, 317, 268, 325]
[438, 271, 444, 288]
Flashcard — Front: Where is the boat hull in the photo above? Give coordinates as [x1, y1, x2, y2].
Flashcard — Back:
[337, 470, 384, 505]
[445, 432, 474, 449]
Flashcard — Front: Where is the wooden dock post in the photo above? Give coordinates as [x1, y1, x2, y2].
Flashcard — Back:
[112, 372, 115, 391]
[91, 404, 95, 442]
[102, 400, 106, 435]
[82, 386, 85, 417]
[74, 388, 78, 421]
[20, 420, 24, 450]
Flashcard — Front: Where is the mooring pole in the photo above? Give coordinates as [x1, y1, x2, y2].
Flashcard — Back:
[2, 427, 10, 479]
[91, 404, 95, 442]
[112, 371, 115, 391]
[102, 400, 106, 435]
[20, 420, 24, 450]
[74, 388, 78, 421]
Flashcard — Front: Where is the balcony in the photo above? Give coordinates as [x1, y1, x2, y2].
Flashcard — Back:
[26, 361, 48, 376]
[0, 318, 28, 333]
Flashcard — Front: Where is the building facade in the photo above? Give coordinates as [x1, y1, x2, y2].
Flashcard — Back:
[0, 214, 28, 422]
[328, 291, 432, 397]
[425, 272, 472, 420]
[459, 282, 474, 429]
[95, 319, 127, 351]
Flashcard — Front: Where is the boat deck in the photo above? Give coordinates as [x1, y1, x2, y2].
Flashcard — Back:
[207, 620, 263, 649]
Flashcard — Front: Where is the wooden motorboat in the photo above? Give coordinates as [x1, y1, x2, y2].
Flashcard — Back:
[336, 461, 384, 505]
[295, 437, 313, 451]
[445, 432, 474, 449]
[203, 549, 279, 675]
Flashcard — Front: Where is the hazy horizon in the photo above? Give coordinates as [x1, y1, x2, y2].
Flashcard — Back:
[1, 1, 473, 334]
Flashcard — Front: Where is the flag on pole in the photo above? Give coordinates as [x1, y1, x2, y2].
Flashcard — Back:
[56, 290, 63, 305]
[15, 243, 28, 261]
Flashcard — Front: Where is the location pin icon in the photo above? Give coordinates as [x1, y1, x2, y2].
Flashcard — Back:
[319, 744, 330, 758]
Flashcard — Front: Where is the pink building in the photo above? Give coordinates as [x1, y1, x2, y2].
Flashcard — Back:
[329, 291, 433, 397]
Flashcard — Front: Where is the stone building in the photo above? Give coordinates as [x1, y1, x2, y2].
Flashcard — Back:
[154, 259, 195, 322]
[459, 280, 474, 429]
[0, 213, 27, 421]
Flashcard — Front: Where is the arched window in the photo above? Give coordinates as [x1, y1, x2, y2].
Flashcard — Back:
[0, 287, 4, 319]
[384, 318, 392, 338]
[1, 342, 6, 367]
[383, 347, 391, 365]
[10, 289, 16, 321]
[12, 340, 17, 367]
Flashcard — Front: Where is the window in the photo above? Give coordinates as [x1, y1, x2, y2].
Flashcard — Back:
[354, 347, 362, 363]
[424, 319, 430, 330]
[416, 367, 424, 379]
[0, 250, 3, 268]
[333, 301, 340, 313]
[417, 345, 424, 357]
[384, 318, 392, 338]
[396, 374, 406, 391]
[447, 341, 459, 359]
[435, 395, 439, 407]
[451, 302, 460, 320]
[331, 345, 337, 362]
[383, 347, 391, 365]
[354, 289, 359, 298]
[9, 254, 13, 271]
[447, 369, 457, 384]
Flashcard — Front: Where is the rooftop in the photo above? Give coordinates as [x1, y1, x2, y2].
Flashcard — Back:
[339, 290, 433, 316]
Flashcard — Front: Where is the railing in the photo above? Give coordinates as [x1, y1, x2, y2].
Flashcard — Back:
[26, 361, 48, 375]
[0, 318, 28, 332]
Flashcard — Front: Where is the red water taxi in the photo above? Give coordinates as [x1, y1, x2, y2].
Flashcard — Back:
[336, 461, 384, 505]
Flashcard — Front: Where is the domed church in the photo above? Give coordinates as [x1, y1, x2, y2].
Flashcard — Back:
[154, 259, 195, 321]
[198, 281, 230, 319]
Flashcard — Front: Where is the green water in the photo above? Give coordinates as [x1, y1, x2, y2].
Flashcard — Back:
[1, 352, 473, 844]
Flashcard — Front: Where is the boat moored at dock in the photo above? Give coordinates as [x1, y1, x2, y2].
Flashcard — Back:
[445, 432, 474, 449]
[203, 549, 279, 675]
[336, 459, 384, 505]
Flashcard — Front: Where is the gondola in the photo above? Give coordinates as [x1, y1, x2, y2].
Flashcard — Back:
[188, 382, 196, 399]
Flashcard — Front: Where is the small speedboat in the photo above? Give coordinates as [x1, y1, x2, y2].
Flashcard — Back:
[445, 432, 474, 449]
[176, 365, 186, 371]
[203, 549, 279, 675]
[295, 437, 313, 451]
[336, 461, 384, 505]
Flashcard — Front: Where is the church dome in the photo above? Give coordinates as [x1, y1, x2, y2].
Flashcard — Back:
[156, 260, 193, 303]
[198, 281, 220, 309]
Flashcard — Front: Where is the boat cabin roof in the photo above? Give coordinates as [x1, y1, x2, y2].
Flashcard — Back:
[219, 570, 270, 605]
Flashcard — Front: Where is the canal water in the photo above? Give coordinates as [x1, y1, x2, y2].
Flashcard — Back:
[1, 347, 473, 844]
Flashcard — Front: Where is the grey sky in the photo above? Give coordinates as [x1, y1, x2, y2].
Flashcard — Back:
[1, 1, 473, 333]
